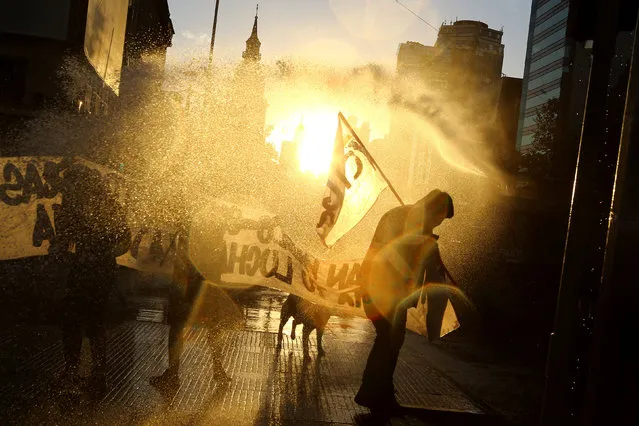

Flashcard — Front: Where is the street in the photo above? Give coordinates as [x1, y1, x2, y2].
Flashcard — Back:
[0, 288, 487, 425]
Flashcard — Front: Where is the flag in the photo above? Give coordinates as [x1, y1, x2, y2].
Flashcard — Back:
[316, 114, 388, 247]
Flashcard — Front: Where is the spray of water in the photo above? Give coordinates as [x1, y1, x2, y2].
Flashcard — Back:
[14, 52, 508, 285]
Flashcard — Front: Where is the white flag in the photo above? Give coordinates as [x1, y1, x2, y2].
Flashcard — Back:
[316, 114, 387, 247]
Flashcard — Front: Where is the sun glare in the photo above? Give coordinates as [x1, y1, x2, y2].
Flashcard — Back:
[267, 109, 339, 176]
[297, 112, 339, 175]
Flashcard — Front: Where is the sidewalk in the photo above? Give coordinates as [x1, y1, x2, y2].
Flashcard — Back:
[0, 289, 490, 425]
[403, 329, 544, 426]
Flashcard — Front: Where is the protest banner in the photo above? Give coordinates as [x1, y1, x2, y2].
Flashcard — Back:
[189, 199, 460, 337]
[0, 156, 176, 275]
[0, 157, 459, 338]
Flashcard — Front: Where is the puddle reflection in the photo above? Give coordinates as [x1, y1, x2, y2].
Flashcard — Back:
[234, 288, 373, 342]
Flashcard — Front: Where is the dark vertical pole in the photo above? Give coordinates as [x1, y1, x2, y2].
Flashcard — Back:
[208, 0, 221, 71]
[582, 11, 639, 425]
[540, 0, 637, 424]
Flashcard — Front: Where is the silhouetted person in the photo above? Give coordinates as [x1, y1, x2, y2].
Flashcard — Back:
[354, 189, 454, 414]
[150, 222, 232, 391]
[54, 164, 131, 395]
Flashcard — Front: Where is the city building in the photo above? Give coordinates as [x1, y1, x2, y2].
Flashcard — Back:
[0, 0, 174, 152]
[120, 0, 174, 95]
[0, 1, 141, 118]
[242, 8, 261, 63]
[496, 77, 524, 144]
[231, 7, 268, 151]
[436, 19, 504, 104]
[516, 0, 587, 153]
[396, 41, 446, 90]
[517, 0, 635, 186]
[0, 0, 115, 122]
[397, 20, 504, 112]
[279, 119, 304, 170]
[392, 20, 505, 199]
[493, 76, 523, 173]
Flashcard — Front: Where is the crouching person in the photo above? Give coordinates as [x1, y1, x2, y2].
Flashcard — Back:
[354, 190, 454, 415]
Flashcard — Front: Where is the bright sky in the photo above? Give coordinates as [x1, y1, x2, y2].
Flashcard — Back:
[166, 0, 532, 77]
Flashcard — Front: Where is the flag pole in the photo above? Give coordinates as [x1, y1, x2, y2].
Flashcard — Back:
[338, 112, 404, 206]
[208, 0, 221, 72]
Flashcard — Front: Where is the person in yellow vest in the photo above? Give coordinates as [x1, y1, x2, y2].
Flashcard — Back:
[354, 189, 454, 414]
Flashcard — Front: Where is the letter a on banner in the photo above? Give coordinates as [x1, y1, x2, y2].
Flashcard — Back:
[316, 114, 388, 247]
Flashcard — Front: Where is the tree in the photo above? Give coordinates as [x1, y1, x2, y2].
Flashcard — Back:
[521, 98, 560, 180]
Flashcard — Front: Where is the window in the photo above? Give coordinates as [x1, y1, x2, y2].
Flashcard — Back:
[533, 8, 569, 37]
[530, 47, 567, 73]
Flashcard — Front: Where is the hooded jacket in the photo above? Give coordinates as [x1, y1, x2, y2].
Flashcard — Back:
[360, 190, 449, 320]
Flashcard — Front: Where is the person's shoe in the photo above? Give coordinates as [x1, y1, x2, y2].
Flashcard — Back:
[382, 395, 403, 413]
[354, 388, 378, 409]
[150, 369, 180, 391]
[369, 397, 403, 418]
[356, 388, 403, 417]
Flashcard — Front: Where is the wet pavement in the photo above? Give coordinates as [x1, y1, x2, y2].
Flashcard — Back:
[0, 288, 489, 425]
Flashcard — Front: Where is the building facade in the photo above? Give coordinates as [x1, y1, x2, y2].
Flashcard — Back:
[516, 0, 633, 185]
[120, 0, 174, 94]
[0, 0, 109, 119]
[393, 20, 506, 199]
[517, 0, 575, 151]
[397, 20, 504, 111]
[232, 9, 268, 151]
[436, 20, 504, 104]
[493, 76, 523, 174]
[0, 0, 173, 155]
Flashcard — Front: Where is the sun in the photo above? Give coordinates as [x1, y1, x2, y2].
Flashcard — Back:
[267, 109, 339, 176]
[296, 112, 339, 175]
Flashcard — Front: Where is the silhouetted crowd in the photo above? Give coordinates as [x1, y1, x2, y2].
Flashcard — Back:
[50, 165, 454, 417]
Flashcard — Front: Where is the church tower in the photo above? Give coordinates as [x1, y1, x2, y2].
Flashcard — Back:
[231, 4, 269, 158]
[242, 5, 261, 62]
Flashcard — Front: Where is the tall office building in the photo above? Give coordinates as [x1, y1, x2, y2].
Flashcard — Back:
[517, 0, 635, 187]
[516, 0, 597, 157]
[517, 0, 572, 150]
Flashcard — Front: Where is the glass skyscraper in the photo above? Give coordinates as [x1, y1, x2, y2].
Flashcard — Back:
[517, 0, 571, 150]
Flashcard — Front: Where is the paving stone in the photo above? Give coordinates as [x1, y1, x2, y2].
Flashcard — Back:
[0, 291, 486, 425]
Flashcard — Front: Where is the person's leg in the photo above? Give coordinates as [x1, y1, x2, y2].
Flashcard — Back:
[86, 316, 107, 378]
[316, 326, 325, 356]
[277, 299, 292, 348]
[61, 293, 83, 377]
[207, 326, 231, 383]
[60, 269, 87, 377]
[355, 316, 393, 406]
[167, 317, 185, 375]
[389, 304, 408, 378]
[149, 319, 183, 390]
[425, 287, 448, 342]
[150, 287, 186, 389]
[167, 283, 188, 373]
[372, 303, 408, 409]
[86, 283, 111, 396]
